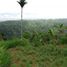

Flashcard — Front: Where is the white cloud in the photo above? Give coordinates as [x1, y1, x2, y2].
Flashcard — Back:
[0, 0, 67, 20]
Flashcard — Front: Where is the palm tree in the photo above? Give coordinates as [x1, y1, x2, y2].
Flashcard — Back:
[17, 0, 27, 40]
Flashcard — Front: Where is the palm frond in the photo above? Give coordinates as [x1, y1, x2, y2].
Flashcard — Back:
[17, 0, 27, 8]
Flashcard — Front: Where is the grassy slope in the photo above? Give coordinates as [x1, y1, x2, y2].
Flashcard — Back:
[0, 19, 67, 67]
[8, 44, 67, 67]
[0, 37, 67, 67]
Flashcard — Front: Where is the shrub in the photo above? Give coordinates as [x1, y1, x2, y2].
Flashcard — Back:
[23, 32, 31, 39]
[59, 35, 67, 44]
[0, 38, 31, 49]
[4, 38, 21, 49]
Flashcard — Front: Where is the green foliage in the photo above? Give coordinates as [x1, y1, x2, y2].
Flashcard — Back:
[0, 38, 31, 49]
[48, 29, 55, 37]
[2, 39, 21, 49]
[0, 20, 67, 39]
[0, 20, 67, 66]
[59, 35, 67, 44]
[23, 32, 31, 39]
[0, 47, 10, 67]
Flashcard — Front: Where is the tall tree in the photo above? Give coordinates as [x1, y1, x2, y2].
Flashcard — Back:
[17, 0, 27, 40]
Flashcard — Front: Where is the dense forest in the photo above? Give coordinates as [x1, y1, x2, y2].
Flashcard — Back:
[0, 19, 67, 39]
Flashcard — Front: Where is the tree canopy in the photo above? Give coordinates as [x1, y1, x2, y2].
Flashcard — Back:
[17, 0, 27, 8]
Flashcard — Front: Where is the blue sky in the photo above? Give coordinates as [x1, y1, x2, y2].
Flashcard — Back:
[0, 0, 67, 20]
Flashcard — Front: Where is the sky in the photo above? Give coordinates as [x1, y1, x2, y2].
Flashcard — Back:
[0, 0, 67, 20]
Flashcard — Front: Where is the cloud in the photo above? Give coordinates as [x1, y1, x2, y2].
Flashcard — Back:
[0, 13, 20, 21]
[0, 0, 67, 21]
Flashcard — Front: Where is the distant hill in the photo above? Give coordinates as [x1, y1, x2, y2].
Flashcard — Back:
[0, 19, 67, 39]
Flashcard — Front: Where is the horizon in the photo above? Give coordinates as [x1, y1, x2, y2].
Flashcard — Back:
[1, 18, 67, 22]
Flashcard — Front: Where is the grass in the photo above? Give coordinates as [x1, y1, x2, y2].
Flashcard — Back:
[8, 44, 67, 67]
[0, 46, 10, 67]
[0, 38, 67, 67]
[0, 22, 67, 67]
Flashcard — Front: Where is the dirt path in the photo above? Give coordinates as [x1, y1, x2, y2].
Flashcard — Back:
[8, 47, 26, 67]
[8, 47, 39, 67]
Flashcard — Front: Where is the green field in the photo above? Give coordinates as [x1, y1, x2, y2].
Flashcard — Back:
[0, 19, 67, 67]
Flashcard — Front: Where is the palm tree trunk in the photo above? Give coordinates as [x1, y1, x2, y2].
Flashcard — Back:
[21, 7, 23, 40]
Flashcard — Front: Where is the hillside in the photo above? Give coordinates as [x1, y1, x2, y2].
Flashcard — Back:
[0, 19, 67, 39]
[0, 19, 67, 67]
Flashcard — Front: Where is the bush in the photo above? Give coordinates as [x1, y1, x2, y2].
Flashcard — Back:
[3, 38, 21, 49]
[0, 38, 31, 49]
[23, 32, 31, 39]
[59, 35, 67, 44]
